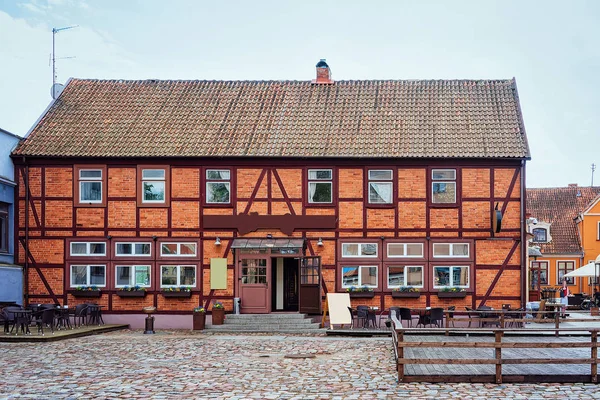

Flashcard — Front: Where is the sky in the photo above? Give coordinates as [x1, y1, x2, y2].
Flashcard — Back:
[0, 0, 599, 188]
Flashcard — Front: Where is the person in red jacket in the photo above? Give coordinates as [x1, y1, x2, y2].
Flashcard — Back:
[560, 279, 570, 317]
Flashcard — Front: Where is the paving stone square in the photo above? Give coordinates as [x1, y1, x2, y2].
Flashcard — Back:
[1, 331, 600, 399]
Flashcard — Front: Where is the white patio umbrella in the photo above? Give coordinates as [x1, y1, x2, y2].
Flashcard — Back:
[563, 261, 600, 278]
[564, 255, 600, 294]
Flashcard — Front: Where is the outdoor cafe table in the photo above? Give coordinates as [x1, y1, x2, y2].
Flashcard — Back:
[350, 306, 379, 328]
[412, 307, 437, 327]
[10, 309, 32, 335]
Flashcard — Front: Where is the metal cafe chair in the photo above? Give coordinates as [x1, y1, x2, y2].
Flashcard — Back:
[356, 306, 371, 328]
[399, 307, 418, 328]
[428, 307, 444, 328]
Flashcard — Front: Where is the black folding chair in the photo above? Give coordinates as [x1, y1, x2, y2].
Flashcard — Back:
[356, 306, 369, 328]
[399, 307, 417, 328]
[428, 307, 444, 328]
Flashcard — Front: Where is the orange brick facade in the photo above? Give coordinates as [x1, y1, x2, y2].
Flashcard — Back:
[16, 160, 526, 314]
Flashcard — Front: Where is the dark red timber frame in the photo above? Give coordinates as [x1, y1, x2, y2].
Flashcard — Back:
[13, 157, 526, 311]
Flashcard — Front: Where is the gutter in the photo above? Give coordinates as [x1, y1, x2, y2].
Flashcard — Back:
[521, 159, 527, 308]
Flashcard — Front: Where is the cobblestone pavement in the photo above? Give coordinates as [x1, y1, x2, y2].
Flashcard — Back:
[1, 330, 600, 399]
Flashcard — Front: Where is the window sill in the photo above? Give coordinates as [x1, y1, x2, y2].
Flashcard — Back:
[428, 203, 459, 208]
[365, 203, 395, 209]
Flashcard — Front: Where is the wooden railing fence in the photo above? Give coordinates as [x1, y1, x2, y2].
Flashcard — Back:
[391, 315, 599, 384]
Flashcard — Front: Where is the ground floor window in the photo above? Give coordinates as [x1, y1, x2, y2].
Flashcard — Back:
[387, 265, 423, 288]
[530, 261, 548, 287]
[160, 265, 196, 287]
[70, 265, 106, 287]
[116, 265, 151, 287]
[341, 265, 378, 288]
[433, 265, 469, 289]
[240, 258, 267, 284]
[557, 261, 575, 285]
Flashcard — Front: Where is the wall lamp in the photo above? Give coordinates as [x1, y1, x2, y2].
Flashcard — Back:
[317, 238, 324, 247]
[215, 237, 221, 246]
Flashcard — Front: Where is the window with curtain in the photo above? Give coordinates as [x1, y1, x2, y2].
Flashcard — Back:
[308, 169, 332, 203]
[206, 169, 231, 203]
[432, 169, 456, 204]
[79, 169, 103, 203]
[368, 169, 393, 204]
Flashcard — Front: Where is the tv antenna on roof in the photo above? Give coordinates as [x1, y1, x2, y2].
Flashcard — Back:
[592, 163, 597, 187]
[50, 25, 78, 99]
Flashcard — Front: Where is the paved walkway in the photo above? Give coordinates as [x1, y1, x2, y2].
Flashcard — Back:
[1, 331, 600, 399]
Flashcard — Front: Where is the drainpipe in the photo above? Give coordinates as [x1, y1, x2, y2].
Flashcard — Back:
[520, 160, 527, 308]
[23, 157, 29, 306]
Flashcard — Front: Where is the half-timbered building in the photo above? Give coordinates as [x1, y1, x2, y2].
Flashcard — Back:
[13, 61, 531, 327]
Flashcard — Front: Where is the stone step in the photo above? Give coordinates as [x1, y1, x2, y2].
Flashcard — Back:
[207, 323, 322, 331]
[225, 313, 310, 320]
[223, 318, 316, 325]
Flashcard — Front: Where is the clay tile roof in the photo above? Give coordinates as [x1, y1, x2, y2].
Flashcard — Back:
[526, 187, 600, 254]
[14, 78, 531, 159]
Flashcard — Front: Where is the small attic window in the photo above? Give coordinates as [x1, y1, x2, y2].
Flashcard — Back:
[532, 228, 548, 243]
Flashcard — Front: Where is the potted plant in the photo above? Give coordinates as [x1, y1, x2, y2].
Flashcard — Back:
[72, 285, 102, 298]
[437, 287, 467, 298]
[192, 306, 206, 330]
[211, 301, 225, 325]
[116, 286, 147, 298]
[161, 287, 192, 298]
[391, 286, 421, 298]
[346, 286, 375, 298]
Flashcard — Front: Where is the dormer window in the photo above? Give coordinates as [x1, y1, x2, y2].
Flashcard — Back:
[533, 228, 548, 243]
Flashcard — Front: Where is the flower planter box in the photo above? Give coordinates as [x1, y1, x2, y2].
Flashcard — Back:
[193, 313, 206, 330]
[212, 308, 225, 325]
[161, 291, 192, 298]
[349, 292, 375, 298]
[391, 291, 421, 298]
[116, 290, 147, 298]
[72, 290, 102, 298]
[437, 292, 467, 299]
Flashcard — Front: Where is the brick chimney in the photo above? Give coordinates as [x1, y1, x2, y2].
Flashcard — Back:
[568, 183, 578, 188]
[313, 59, 333, 84]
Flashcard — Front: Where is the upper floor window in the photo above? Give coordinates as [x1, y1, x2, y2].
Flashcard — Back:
[431, 169, 456, 204]
[532, 228, 547, 243]
[368, 170, 393, 204]
[160, 242, 197, 257]
[79, 169, 103, 204]
[432, 243, 469, 258]
[70, 242, 106, 256]
[308, 169, 332, 204]
[206, 169, 231, 204]
[142, 169, 166, 203]
[342, 243, 378, 258]
[387, 243, 423, 258]
[341, 265, 378, 288]
[115, 242, 151, 257]
[433, 265, 469, 288]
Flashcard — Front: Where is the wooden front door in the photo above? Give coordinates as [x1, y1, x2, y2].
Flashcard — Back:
[299, 256, 321, 314]
[239, 257, 270, 314]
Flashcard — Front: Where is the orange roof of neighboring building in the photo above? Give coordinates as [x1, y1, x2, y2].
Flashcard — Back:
[526, 186, 600, 254]
[14, 78, 530, 159]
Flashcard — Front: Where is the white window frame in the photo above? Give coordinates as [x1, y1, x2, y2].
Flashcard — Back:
[206, 169, 231, 204]
[70, 264, 106, 287]
[115, 242, 152, 257]
[70, 242, 107, 257]
[160, 265, 197, 288]
[160, 242, 197, 257]
[433, 265, 470, 289]
[431, 168, 457, 204]
[387, 243, 424, 258]
[115, 265, 151, 288]
[141, 168, 166, 204]
[432, 243, 470, 258]
[532, 228, 548, 243]
[308, 169, 333, 204]
[341, 265, 379, 288]
[79, 169, 103, 204]
[367, 169, 393, 204]
[387, 265, 424, 288]
[341, 243, 378, 258]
